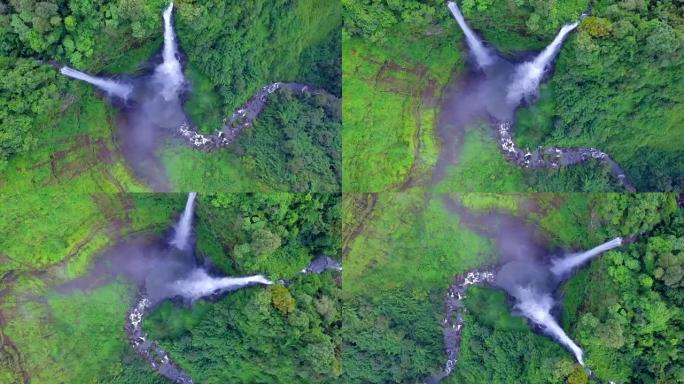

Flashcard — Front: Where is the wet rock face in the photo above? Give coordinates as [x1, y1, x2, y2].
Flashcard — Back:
[496, 120, 636, 191]
[176, 82, 337, 150]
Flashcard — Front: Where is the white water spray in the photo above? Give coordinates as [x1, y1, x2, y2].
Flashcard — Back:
[171, 268, 272, 300]
[155, 3, 185, 100]
[514, 286, 584, 365]
[60, 66, 133, 100]
[170, 192, 196, 251]
[551, 237, 622, 276]
[447, 1, 494, 69]
[506, 22, 579, 105]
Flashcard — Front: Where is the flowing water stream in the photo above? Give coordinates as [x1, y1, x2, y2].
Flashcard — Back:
[427, 196, 626, 382]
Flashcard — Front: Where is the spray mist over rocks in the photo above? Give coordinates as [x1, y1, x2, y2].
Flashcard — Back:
[58, 2, 187, 191]
[435, 2, 634, 190]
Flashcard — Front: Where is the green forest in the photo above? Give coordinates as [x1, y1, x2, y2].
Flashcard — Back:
[342, 0, 683, 192]
[342, 192, 682, 383]
[0, 192, 341, 383]
[0, 0, 341, 192]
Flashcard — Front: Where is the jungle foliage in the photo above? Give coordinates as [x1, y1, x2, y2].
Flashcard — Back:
[0, 192, 342, 383]
[143, 192, 342, 383]
[232, 91, 341, 192]
[342, 191, 681, 383]
[195, 192, 342, 279]
[343, 0, 683, 192]
[462, 0, 684, 191]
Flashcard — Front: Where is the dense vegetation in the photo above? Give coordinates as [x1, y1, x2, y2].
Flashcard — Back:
[342, 15, 462, 191]
[0, 192, 183, 383]
[0, 192, 341, 383]
[342, 191, 681, 383]
[342, 0, 683, 192]
[341, 192, 495, 382]
[567, 203, 683, 382]
[0, 0, 341, 191]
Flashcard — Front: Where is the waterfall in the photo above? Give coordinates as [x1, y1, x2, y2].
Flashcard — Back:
[171, 269, 272, 300]
[155, 2, 185, 100]
[506, 21, 579, 105]
[514, 287, 585, 365]
[170, 192, 197, 251]
[60, 66, 133, 100]
[447, 1, 494, 69]
[551, 237, 622, 276]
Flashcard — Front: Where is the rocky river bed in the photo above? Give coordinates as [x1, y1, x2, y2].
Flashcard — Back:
[426, 267, 496, 384]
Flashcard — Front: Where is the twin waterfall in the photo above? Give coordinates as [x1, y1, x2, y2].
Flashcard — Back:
[512, 238, 624, 367]
[446, 1, 494, 69]
[551, 237, 623, 276]
[59, 2, 185, 102]
[170, 191, 196, 251]
[168, 192, 272, 301]
[447, 0, 578, 106]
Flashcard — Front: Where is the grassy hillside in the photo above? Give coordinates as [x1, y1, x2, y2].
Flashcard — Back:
[342, 0, 683, 192]
[0, 192, 183, 383]
[342, 28, 462, 191]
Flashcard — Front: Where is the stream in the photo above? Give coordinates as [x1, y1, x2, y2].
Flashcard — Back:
[123, 255, 342, 383]
[177, 82, 338, 150]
